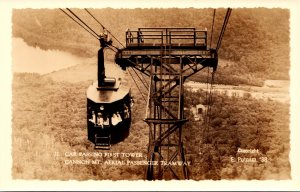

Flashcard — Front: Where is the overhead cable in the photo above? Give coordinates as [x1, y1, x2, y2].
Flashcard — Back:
[84, 8, 125, 48]
[127, 68, 147, 103]
[59, 8, 99, 40]
[209, 9, 216, 49]
[66, 8, 100, 38]
[216, 8, 232, 51]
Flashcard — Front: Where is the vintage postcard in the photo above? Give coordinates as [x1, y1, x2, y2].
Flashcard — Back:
[0, 0, 300, 190]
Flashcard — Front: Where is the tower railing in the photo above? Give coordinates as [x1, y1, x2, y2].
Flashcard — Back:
[126, 27, 207, 48]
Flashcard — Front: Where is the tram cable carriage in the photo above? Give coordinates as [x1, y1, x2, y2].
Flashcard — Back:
[87, 34, 132, 149]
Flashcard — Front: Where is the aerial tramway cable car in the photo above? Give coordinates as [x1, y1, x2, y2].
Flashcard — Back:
[85, 23, 132, 150]
[59, 8, 132, 149]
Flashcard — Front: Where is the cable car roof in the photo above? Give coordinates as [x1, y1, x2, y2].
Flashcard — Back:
[87, 81, 130, 104]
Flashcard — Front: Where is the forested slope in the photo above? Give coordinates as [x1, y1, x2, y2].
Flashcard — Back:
[12, 73, 290, 180]
[184, 89, 290, 179]
[12, 73, 148, 180]
[12, 8, 289, 86]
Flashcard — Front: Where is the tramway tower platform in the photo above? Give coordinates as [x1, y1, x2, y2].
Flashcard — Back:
[115, 27, 218, 75]
[115, 27, 219, 180]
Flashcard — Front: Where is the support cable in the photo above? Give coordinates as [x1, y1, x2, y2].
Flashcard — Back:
[139, 69, 150, 88]
[59, 8, 99, 40]
[209, 9, 216, 49]
[84, 8, 106, 30]
[66, 8, 100, 38]
[109, 44, 120, 50]
[208, 71, 215, 124]
[107, 46, 117, 53]
[127, 68, 147, 103]
[204, 68, 215, 143]
[131, 67, 149, 90]
[216, 8, 232, 51]
[84, 8, 125, 48]
[204, 67, 210, 142]
[205, 67, 210, 120]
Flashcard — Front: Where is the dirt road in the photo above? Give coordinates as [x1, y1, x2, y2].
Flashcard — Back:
[185, 80, 289, 103]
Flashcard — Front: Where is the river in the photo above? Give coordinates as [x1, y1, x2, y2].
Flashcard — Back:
[12, 37, 289, 103]
[12, 38, 93, 74]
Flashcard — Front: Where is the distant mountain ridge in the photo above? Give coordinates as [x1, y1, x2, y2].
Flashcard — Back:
[12, 8, 289, 86]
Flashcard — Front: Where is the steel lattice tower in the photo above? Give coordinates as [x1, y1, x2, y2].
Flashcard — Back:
[116, 27, 220, 179]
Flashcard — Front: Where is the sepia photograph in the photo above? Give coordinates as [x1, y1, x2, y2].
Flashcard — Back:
[1, 0, 300, 190]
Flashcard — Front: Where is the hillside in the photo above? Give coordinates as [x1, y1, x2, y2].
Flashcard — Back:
[12, 72, 148, 180]
[12, 8, 290, 86]
[12, 71, 290, 180]
[184, 89, 290, 179]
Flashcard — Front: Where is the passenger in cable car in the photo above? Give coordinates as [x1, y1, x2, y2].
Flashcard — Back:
[103, 115, 109, 126]
[89, 111, 96, 124]
[111, 112, 122, 126]
[116, 112, 122, 122]
[124, 104, 130, 119]
[97, 112, 104, 127]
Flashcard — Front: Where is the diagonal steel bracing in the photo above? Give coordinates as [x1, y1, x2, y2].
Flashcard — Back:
[115, 27, 219, 180]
